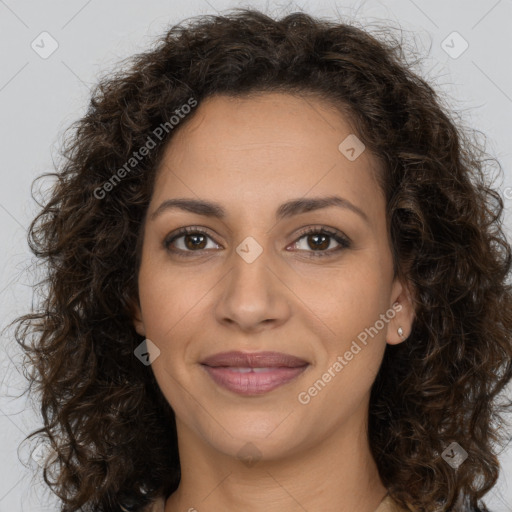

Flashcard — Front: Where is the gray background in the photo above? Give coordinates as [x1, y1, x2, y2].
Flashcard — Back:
[0, 0, 511, 510]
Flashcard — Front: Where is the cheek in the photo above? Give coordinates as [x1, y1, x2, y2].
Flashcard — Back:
[315, 301, 388, 409]
[137, 260, 205, 336]
[138, 268, 197, 410]
[313, 265, 391, 374]
[136, 260, 216, 389]
[305, 261, 390, 332]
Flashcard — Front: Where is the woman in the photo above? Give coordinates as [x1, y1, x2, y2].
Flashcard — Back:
[13, 8, 512, 512]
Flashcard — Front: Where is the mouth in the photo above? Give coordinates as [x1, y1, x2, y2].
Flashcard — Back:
[200, 351, 309, 395]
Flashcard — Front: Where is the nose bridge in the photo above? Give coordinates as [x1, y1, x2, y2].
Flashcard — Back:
[230, 232, 274, 301]
[215, 230, 290, 330]
[230, 208, 272, 270]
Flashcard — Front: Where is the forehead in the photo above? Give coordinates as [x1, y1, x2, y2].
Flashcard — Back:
[165, 92, 359, 155]
[152, 92, 384, 222]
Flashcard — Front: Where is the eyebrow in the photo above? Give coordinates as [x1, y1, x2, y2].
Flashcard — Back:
[150, 195, 369, 224]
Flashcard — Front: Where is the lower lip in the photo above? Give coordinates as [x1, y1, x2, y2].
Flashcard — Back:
[201, 365, 308, 395]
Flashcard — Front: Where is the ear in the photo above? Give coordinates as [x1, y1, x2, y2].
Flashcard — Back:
[386, 278, 415, 345]
[128, 296, 146, 337]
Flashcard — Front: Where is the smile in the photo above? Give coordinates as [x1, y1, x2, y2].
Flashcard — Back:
[201, 365, 309, 395]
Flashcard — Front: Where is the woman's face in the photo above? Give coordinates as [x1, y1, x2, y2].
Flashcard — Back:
[133, 92, 414, 462]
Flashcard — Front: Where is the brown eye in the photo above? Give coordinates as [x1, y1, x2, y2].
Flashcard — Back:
[290, 227, 351, 257]
[304, 233, 330, 250]
[164, 226, 351, 258]
[182, 233, 208, 250]
[164, 227, 220, 256]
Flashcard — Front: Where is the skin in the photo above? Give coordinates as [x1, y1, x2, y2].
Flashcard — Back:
[132, 92, 415, 512]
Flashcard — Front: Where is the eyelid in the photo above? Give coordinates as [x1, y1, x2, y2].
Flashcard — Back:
[163, 225, 351, 257]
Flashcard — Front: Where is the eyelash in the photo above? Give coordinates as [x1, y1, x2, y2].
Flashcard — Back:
[163, 226, 351, 258]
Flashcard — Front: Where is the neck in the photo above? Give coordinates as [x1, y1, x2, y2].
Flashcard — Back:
[164, 407, 388, 512]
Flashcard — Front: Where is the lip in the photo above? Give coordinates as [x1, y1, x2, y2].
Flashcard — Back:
[200, 351, 309, 395]
[201, 351, 308, 368]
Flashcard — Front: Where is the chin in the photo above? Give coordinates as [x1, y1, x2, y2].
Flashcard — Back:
[195, 410, 310, 459]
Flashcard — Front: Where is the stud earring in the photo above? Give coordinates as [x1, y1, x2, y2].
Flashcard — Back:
[398, 327, 404, 338]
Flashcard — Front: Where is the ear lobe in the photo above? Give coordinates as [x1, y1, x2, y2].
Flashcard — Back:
[386, 280, 415, 346]
[127, 296, 146, 337]
[133, 313, 145, 337]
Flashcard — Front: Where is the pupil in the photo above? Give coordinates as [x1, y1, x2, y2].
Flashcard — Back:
[310, 234, 328, 250]
[186, 234, 206, 250]
[182, 233, 331, 251]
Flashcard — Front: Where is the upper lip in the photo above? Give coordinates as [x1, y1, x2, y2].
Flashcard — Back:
[201, 351, 308, 368]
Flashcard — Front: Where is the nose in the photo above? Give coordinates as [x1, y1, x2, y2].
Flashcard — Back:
[214, 242, 292, 333]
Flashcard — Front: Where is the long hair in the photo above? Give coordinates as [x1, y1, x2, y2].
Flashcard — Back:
[11, 8, 512, 511]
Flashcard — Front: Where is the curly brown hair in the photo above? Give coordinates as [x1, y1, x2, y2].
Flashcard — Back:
[10, 7, 512, 512]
